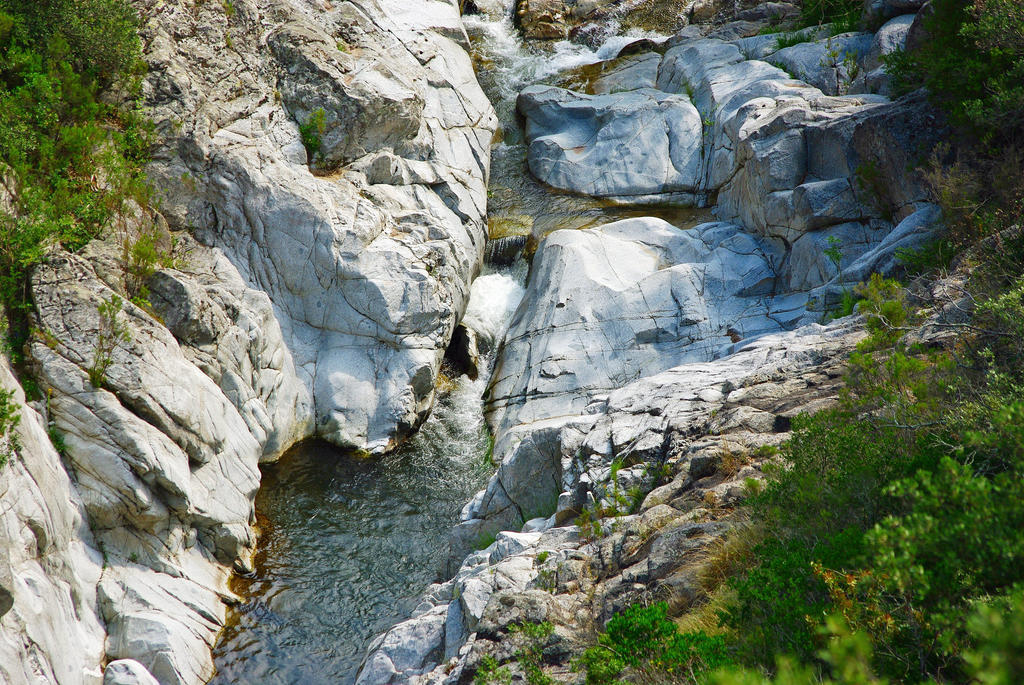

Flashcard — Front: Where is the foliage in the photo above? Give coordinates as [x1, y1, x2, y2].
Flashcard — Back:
[576, 603, 733, 684]
[774, 29, 816, 50]
[0, 0, 143, 84]
[962, 587, 1024, 684]
[796, 0, 861, 33]
[121, 228, 174, 303]
[509, 621, 555, 685]
[299, 108, 326, 162]
[0, 385, 20, 467]
[474, 531, 497, 550]
[887, 0, 1024, 142]
[895, 238, 956, 276]
[88, 294, 130, 387]
[475, 656, 512, 685]
[706, 617, 889, 685]
[755, 410, 916, 540]
[819, 451, 1024, 680]
[848, 274, 911, 352]
[0, 0, 151, 346]
[477, 623, 555, 685]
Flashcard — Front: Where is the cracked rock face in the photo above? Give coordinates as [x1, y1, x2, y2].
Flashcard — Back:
[519, 30, 936, 243]
[141, 0, 496, 452]
[360, 5, 947, 682]
[361, 318, 865, 682]
[0, 364, 106, 685]
[25, 241, 284, 684]
[484, 217, 793, 441]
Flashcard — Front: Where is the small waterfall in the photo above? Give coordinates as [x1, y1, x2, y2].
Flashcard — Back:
[463, 264, 527, 351]
[484, 234, 529, 264]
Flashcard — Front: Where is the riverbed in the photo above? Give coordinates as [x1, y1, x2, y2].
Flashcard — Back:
[210, 4, 707, 681]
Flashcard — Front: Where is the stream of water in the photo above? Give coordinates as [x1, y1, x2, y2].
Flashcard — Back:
[212, 5, 707, 682]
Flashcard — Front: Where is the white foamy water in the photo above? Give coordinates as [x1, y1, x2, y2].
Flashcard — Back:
[463, 0, 667, 104]
[463, 263, 527, 349]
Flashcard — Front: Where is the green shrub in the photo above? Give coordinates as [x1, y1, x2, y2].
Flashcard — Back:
[575, 602, 733, 684]
[817, 451, 1024, 681]
[509, 622, 555, 685]
[755, 410, 916, 540]
[887, 0, 1024, 142]
[963, 588, 1024, 684]
[895, 238, 956, 276]
[299, 108, 326, 162]
[0, 0, 151, 345]
[852, 274, 910, 352]
[796, 0, 861, 32]
[720, 531, 863, 665]
[1, 0, 143, 84]
[0, 386, 20, 467]
[88, 294, 130, 387]
[121, 228, 178, 304]
[475, 655, 512, 685]
[774, 29, 816, 50]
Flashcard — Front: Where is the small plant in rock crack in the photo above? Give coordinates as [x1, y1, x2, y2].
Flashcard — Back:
[474, 656, 511, 685]
[0, 387, 21, 468]
[823, 236, 863, 321]
[475, 623, 556, 685]
[820, 38, 860, 94]
[536, 565, 558, 593]
[88, 295, 131, 388]
[509, 622, 556, 685]
[299, 108, 327, 163]
[576, 507, 605, 543]
[121, 227, 178, 305]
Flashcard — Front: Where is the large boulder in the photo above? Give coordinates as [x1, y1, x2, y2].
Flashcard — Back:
[518, 87, 704, 201]
[767, 32, 874, 95]
[485, 216, 790, 443]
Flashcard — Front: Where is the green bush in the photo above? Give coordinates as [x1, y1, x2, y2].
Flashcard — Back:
[88, 294, 130, 387]
[963, 588, 1024, 684]
[299, 108, 326, 162]
[796, 0, 861, 32]
[575, 602, 733, 684]
[0, 0, 151, 344]
[887, 0, 1024, 142]
[0, 385, 20, 467]
[1, 0, 142, 83]
[755, 410, 918, 540]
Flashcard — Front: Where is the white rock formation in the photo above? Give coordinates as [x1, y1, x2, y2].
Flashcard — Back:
[0, 364, 106, 685]
[484, 218, 791, 439]
[361, 316, 866, 681]
[519, 87, 704, 201]
[1, 0, 496, 681]
[141, 0, 497, 452]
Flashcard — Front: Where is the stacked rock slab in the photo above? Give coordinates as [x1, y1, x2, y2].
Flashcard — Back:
[358, 318, 866, 682]
[0, 364, 106, 685]
[1, 0, 494, 682]
[519, 24, 943, 310]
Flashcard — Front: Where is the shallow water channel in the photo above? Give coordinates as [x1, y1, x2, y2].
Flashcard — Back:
[212, 5, 710, 682]
[210, 377, 494, 683]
